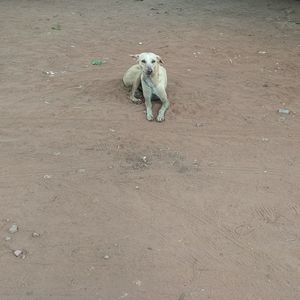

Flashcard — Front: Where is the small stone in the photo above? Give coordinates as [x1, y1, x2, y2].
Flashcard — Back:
[135, 280, 142, 286]
[8, 224, 18, 234]
[135, 185, 139, 190]
[13, 249, 25, 258]
[5, 236, 11, 241]
[32, 232, 40, 238]
[138, 42, 143, 45]
[103, 255, 110, 260]
[43, 174, 52, 179]
[141, 156, 147, 163]
[278, 108, 290, 114]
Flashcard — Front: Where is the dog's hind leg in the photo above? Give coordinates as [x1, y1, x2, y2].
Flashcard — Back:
[130, 76, 142, 104]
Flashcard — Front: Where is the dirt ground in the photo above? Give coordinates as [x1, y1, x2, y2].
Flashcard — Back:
[0, 0, 300, 299]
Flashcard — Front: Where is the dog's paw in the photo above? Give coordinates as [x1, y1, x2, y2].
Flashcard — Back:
[146, 112, 154, 121]
[131, 97, 142, 104]
[156, 114, 165, 122]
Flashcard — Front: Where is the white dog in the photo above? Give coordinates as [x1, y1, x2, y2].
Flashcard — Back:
[123, 52, 169, 122]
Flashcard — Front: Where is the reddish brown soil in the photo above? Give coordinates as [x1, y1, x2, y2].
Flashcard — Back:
[0, 0, 300, 299]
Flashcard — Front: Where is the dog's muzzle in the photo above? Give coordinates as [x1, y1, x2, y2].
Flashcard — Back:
[146, 69, 153, 76]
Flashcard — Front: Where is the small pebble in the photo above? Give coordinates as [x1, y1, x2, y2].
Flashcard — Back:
[103, 255, 110, 260]
[5, 236, 11, 241]
[278, 108, 290, 114]
[43, 174, 52, 179]
[32, 232, 40, 238]
[8, 224, 18, 234]
[138, 42, 143, 45]
[135, 185, 139, 190]
[142, 156, 147, 163]
[135, 280, 142, 286]
[13, 249, 25, 258]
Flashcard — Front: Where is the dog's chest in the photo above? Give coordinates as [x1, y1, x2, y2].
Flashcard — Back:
[142, 78, 158, 95]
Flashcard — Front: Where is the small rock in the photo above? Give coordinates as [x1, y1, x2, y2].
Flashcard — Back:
[258, 51, 267, 54]
[8, 224, 18, 234]
[103, 255, 110, 260]
[138, 42, 143, 45]
[135, 185, 139, 190]
[43, 174, 52, 179]
[32, 232, 40, 238]
[4, 236, 11, 241]
[13, 249, 26, 259]
[278, 108, 290, 114]
[135, 280, 142, 286]
[141, 156, 147, 163]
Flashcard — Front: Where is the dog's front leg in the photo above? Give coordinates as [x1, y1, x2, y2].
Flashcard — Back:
[156, 88, 169, 122]
[142, 84, 153, 121]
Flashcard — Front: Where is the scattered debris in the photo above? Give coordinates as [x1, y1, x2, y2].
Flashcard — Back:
[51, 24, 61, 30]
[43, 71, 55, 76]
[90, 59, 104, 65]
[13, 249, 26, 259]
[8, 224, 18, 234]
[278, 108, 290, 114]
[32, 232, 40, 238]
[134, 280, 142, 286]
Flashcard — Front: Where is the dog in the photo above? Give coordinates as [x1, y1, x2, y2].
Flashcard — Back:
[123, 52, 169, 122]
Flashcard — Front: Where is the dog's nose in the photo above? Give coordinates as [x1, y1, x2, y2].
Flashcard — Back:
[146, 69, 153, 75]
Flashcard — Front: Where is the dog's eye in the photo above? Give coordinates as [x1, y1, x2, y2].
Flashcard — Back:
[151, 60, 156, 63]
[141, 59, 146, 63]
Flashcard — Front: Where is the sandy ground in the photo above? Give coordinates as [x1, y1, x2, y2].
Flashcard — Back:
[0, 0, 300, 299]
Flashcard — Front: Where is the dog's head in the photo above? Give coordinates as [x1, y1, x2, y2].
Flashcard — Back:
[131, 52, 164, 77]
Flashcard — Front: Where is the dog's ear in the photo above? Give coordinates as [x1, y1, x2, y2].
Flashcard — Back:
[157, 55, 165, 64]
[130, 54, 140, 60]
